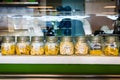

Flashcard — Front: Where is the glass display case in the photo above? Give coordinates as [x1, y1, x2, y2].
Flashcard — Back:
[0, 0, 120, 78]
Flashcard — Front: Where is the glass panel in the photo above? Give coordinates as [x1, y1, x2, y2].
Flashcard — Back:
[0, 0, 117, 36]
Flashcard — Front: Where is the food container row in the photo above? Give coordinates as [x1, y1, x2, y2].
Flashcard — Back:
[0, 36, 119, 56]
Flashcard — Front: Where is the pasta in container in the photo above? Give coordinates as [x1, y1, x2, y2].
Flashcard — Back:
[30, 36, 44, 55]
[16, 36, 30, 55]
[89, 36, 103, 56]
[60, 36, 74, 55]
[75, 36, 89, 55]
[45, 36, 59, 55]
[1, 36, 15, 55]
[104, 36, 119, 56]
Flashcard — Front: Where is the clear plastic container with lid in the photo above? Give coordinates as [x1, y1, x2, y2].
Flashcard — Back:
[30, 36, 44, 55]
[89, 36, 103, 56]
[75, 36, 89, 55]
[16, 36, 30, 55]
[1, 36, 15, 55]
[60, 36, 74, 55]
[104, 36, 119, 56]
[45, 36, 59, 55]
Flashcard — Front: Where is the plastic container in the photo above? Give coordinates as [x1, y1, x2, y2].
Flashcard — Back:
[1, 36, 15, 55]
[30, 36, 44, 55]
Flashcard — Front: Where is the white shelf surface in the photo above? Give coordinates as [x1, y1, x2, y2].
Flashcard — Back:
[0, 56, 120, 64]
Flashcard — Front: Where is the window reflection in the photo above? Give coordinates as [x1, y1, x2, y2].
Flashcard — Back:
[0, 0, 118, 36]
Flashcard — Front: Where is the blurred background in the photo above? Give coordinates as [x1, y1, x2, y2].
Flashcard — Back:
[0, 0, 118, 36]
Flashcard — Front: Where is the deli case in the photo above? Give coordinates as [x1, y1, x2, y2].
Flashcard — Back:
[0, 0, 120, 79]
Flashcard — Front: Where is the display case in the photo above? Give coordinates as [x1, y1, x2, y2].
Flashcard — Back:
[0, 0, 120, 78]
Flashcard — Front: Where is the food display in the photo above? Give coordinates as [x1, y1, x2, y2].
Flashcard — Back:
[104, 36, 119, 56]
[45, 36, 59, 55]
[1, 36, 15, 55]
[75, 36, 89, 55]
[0, 35, 119, 56]
[16, 36, 30, 55]
[30, 36, 44, 55]
[89, 36, 103, 56]
[60, 36, 74, 55]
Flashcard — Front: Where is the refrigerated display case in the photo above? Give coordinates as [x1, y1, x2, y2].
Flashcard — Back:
[0, 0, 120, 79]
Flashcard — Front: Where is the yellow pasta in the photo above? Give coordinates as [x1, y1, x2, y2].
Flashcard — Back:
[75, 42, 88, 55]
[60, 42, 74, 55]
[104, 46, 119, 56]
[30, 47, 44, 55]
[1, 44, 15, 55]
[45, 44, 59, 55]
[90, 50, 103, 56]
[104, 36, 119, 56]
[16, 43, 30, 55]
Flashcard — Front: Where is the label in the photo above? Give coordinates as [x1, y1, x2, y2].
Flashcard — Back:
[61, 44, 73, 54]
[108, 42, 117, 48]
[2, 43, 11, 51]
[31, 43, 41, 50]
[91, 43, 101, 50]
[17, 43, 26, 49]
[63, 46, 71, 54]
[47, 43, 56, 50]
[77, 44, 86, 54]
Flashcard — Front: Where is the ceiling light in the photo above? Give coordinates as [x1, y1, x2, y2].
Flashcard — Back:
[104, 6, 116, 8]
[27, 6, 53, 8]
[102, 12, 117, 15]
[38, 9, 57, 12]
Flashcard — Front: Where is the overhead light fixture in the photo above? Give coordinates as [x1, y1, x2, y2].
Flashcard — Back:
[38, 9, 57, 12]
[104, 6, 116, 9]
[102, 12, 117, 15]
[27, 6, 53, 9]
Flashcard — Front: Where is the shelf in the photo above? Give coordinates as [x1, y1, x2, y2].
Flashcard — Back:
[54, 28, 72, 29]
[0, 2, 38, 7]
[0, 56, 120, 64]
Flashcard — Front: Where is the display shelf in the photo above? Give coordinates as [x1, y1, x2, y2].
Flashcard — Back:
[0, 55, 120, 64]
[0, 2, 38, 7]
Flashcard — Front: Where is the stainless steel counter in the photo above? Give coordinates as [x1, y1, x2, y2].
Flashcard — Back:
[0, 74, 120, 80]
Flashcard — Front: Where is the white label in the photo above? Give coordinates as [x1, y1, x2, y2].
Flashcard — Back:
[2, 43, 10, 50]
[91, 43, 101, 50]
[47, 43, 56, 50]
[78, 44, 86, 54]
[61, 44, 73, 55]
[108, 42, 117, 48]
[17, 43, 26, 49]
[31, 43, 41, 50]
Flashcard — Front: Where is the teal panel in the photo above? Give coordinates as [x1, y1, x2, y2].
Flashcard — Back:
[0, 64, 120, 74]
